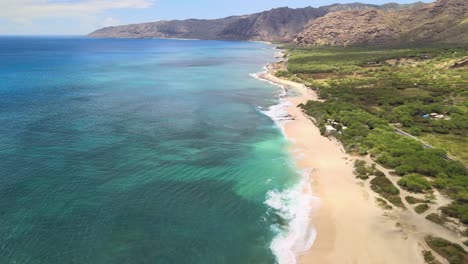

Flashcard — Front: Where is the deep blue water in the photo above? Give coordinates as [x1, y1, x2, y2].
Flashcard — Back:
[0, 37, 299, 264]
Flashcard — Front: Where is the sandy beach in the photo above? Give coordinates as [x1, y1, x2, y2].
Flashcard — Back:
[258, 65, 426, 264]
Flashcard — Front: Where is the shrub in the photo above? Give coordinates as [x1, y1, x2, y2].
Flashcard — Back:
[371, 176, 405, 208]
[398, 174, 432, 193]
[354, 160, 373, 179]
[372, 176, 400, 195]
[433, 178, 448, 189]
[426, 213, 447, 225]
[406, 196, 426, 204]
[425, 236, 468, 264]
[395, 164, 415, 176]
[441, 203, 468, 224]
[409, 127, 422, 136]
[374, 169, 385, 177]
[376, 197, 393, 210]
[415, 204, 430, 214]
[275, 70, 291, 78]
[422, 250, 439, 264]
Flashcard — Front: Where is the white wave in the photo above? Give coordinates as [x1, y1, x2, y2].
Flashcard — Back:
[250, 73, 293, 127]
[252, 56, 318, 264]
[265, 174, 318, 264]
[262, 100, 292, 124]
[259, 99, 317, 264]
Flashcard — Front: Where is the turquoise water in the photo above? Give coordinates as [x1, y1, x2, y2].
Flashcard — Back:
[0, 37, 301, 263]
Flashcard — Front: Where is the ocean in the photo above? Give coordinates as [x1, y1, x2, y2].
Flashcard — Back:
[0, 37, 310, 264]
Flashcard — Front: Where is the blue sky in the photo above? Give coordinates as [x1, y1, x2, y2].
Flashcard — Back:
[0, 0, 433, 35]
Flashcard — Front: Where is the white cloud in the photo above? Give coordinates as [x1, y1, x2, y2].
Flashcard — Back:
[101, 17, 121, 27]
[0, 0, 154, 23]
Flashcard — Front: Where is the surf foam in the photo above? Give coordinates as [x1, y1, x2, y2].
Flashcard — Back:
[265, 174, 317, 264]
[251, 61, 318, 264]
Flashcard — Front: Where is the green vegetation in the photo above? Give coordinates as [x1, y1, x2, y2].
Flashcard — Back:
[354, 160, 371, 179]
[275, 70, 292, 78]
[420, 133, 468, 165]
[370, 176, 405, 208]
[422, 250, 441, 264]
[398, 174, 432, 193]
[425, 236, 468, 264]
[286, 46, 467, 225]
[288, 48, 430, 74]
[426, 213, 448, 226]
[376, 197, 393, 210]
[441, 202, 468, 224]
[292, 47, 467, 160]
[406, 196, 427, 204]
[415, 204, 430, 214]
[354, 160, 382, 179]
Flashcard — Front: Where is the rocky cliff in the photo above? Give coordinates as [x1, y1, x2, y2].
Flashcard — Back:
[295, 0, 468, 46]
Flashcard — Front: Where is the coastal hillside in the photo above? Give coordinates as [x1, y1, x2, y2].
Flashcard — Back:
[295, 0, 468, 46]
[88, 3, 420, 42]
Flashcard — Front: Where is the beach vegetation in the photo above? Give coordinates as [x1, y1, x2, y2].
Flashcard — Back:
[374, 169, 385, 177]
[370, 176, 405, 208]
[290, 46, 468, 225]
[398, 174, 432, 193]
[406, 196, 427, 204]
[426, 213, 448, 226]
[415, 204, 430, 214]
[441, 202, 468, 224]
[376, 197, 393, 210]
[275, 70, 292, 78]
[425, 236, 468, 264]
[422, 250, 441, 264]
[354, 160, 376, 179]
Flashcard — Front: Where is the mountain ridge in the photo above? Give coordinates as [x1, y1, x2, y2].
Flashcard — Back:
[295, 0, 468, 46]
[88, 2, 424, 42]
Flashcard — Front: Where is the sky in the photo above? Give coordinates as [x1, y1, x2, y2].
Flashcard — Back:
[0, 0, 433, 35]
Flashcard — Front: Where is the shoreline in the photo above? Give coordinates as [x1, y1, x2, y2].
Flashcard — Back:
[257, 59, 425, 263]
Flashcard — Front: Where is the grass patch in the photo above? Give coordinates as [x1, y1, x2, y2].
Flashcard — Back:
[423, 250, 441, 264]
[288, 47, 430, 74]
[420, 133, 468, 164]
[441, 203, 468, 225]
[426, 213, 448, 226]
[354, 160, 378, 180]
[415, 204, 430, 214]
[376, 197, 393, 210]
[370, 176, 405, 208]
[406, 196, 427, 204]
[425, 236, 468, 264]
